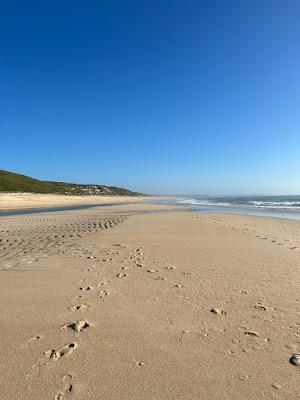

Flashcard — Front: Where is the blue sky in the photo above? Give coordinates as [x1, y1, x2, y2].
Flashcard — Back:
[1, 1, 299, 194]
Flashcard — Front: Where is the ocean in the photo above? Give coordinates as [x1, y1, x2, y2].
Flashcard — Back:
[160, 195, 300, 220]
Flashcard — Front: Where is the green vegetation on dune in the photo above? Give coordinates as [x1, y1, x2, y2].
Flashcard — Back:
[0, 170, 66, 193]
[0, 170, 141, 196]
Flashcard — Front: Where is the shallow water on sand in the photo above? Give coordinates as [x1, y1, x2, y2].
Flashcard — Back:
[0, 202, 133, 217]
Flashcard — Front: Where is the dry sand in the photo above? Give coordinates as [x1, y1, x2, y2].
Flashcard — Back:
[0, 202, 299, 399]
[0, 192, 149, 211]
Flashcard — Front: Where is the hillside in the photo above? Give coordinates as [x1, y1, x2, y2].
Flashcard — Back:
[0, 170, 141, 196]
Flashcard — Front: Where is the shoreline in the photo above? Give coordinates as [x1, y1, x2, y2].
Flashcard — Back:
[0, 192, 156, 212]
[156, 201, 300, 221]
[2, 193, 300, 222]
[3, 199, 300, 223]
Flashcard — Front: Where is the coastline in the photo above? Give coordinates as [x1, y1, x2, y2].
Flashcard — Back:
[2, 193, 300, 221]
[1, 201, 299, 399]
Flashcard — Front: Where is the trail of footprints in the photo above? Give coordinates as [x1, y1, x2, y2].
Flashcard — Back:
[194, 215, 300, 253]
[10, 213, 299, 397]
[1, 213, 127, 398]
[26, 242, 146, 398]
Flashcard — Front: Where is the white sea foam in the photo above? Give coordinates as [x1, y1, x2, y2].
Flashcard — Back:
[248, 201, 300, 209]
[176, 197, 300, 211]
[178, 199, 232, 207]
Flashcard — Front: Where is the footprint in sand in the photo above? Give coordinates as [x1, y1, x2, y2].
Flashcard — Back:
[289, 354, 300, 366]
[255, 303, 268, 311]
[244, 331, 259, 338]
[155, 276, 166, 281]
[116, 273, 128, 278]
[165, 266, 176, 271]
[175, 283, 185, 288]
[79, 285, 94, 291]
[98, 290, 109, 300]
[135, 262, 144, 267]
[45, 342, 78, 361]
[210, 308, 227, 315]
[63, 320, 90, 332]
[136, 361, 145, 366]
[54, 374, 73, 400]
[69, 304, 90, 312]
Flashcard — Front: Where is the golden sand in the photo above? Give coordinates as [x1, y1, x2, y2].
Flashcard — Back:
[0, 201, 299, 399]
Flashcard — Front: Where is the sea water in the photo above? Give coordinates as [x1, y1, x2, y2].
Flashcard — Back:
[160, 195, 300, 220]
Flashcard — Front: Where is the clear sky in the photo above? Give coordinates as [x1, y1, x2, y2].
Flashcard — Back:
[1, 1, 299, 195]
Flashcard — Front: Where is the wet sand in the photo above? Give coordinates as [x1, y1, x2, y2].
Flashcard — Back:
[0, 202, 299, 399]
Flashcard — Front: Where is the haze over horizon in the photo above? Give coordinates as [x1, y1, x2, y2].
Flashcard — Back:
[1, 1, 299, 195]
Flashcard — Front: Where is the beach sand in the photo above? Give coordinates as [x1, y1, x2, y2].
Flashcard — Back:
[0, 201, 299, 399]
[0, 192, 148, 211]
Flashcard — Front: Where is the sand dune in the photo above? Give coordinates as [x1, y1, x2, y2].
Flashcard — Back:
[0, 202, 299, 399]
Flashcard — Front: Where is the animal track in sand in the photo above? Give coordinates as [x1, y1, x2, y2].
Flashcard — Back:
[54, 374, 73, 400]
[45, 342, 78, 361]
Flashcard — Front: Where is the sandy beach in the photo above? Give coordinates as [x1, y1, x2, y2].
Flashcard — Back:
[0, 201, 299, 399]
[0, 193, 149, 211]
